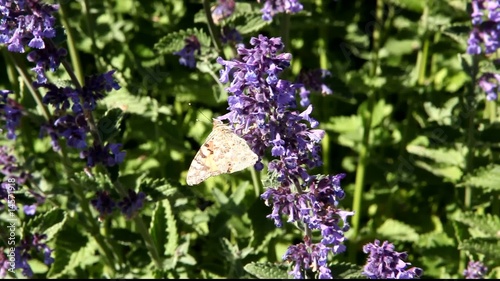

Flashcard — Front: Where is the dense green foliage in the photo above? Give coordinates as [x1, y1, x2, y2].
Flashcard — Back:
[1, 0, 499, 279]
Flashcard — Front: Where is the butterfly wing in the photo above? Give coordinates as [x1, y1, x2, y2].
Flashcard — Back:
[186, 124, 258, 186]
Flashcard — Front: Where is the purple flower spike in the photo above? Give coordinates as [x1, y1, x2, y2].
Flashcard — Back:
[257, 0, 303, 21]
[0, 250, 11, 278]
[80, 143, 126, 168]
[362, 239, 423, 279]
[478, 72, 500, 101]
[91, 190, 116, 219]
[296, 69, 333, 107]
[211, 0, 235, 24]
[218, 35, 347, 279]
[174, 35, 201, 69]
[221, 27, 242, 45]
[467, 1, 500, 55]
[464, 260, 488, 279]
[0, 0, 60, 53]
[0, 90, 23, 140]
[118, 189, 146, 219]
[14, 233, 54, 278]
[283, 236, 332, 279]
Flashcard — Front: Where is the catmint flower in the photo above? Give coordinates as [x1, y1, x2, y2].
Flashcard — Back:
[80, 143, 126, 167]
[467, 0, 500, 55]
[257, 0, 303, 21]
[464, 260, 488, 279]
[36, 82, 81, 112]
[22, 190, 45, 215]
[0, 146, 32, 211]
[0, 90, 23, 140]
[478, 72, 500, 100]
[174, 35, 201, 68]
[36, 69, 123, 157]
[296, 69, 333, 107]
[283, 236, 332, 279]
[118, 189, 146, 219]
[0, 146, 31, 186]
[81, 70, 121, 112]
[221, 27, 242, 45]
[14, 233, 54, 278]
[211, 0, 235, 24]
[27, 45, 68, 84]
[362, 239, 423, 279]
[91, 190, 116, 219]
[217, 35, 325, 182]
[218, 35, 351, 279]
[0, 0, 59, 53]
[0, 249, 11, 278]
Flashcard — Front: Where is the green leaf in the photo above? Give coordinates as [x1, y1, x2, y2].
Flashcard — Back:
[154, 28, 211, 55]
[452, 212, 500, 238]
[386, 0, 424, 12]
[48, 226, 89, 278]
[97, 108, 125, 142]
[244, 262, 290, 279]
[413, 160, 463, 182]
[459, 238, 500, 260]
[26, 208, 67, 241]
[376, 219, 420, 242]
[164, 199, 179, 257]
[139, 177, 177, 203]
[371, 99, 393, 128]
[220, 237, 240, 262]
[332, 262, 365, 279]
[150, 200, 167, 256]
[406, 145, 464, 167]
[458, 164, 500, 192]
[423, 97, 459, 125]
[101, 92, 162, 121]
[417, 232, 456, 249]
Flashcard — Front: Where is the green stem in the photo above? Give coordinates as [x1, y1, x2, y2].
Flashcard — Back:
[348, 0, 384, 263]
[202, 0, 223, 55]
[280, 14, 291, 53]
[58, 3, 84, 83]
[464, 55, 479, 210]
[82, 0, 104, 70]
[250, 167, 262, 198]
[5, 52, 51, 121]
[134, 215, 163, 268]
[458, 53, 479, 276]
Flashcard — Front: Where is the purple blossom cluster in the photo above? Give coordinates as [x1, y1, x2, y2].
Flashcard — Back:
[216, 34, 349, 279]
[467, 0, 500, 55]
[211, 0, 235, 24]
[362, 240, 423, 279]
[0, 146, 31, 209]
[0, 90, 23, 140]
[467, 1, 500, 101]
[0, 0, 64, 84]
[0, 0, 59, 53]
[91, 189, 146, 220]
[0, 249, 10, 278]
[296, 69, 332, 107]
[14, 233, 54, 277]
[464, 260, 488, 279]
[221, 27, 242, 45]
[257, 0, 303, 21]
[478, 72, 500, 100]
[174, 35, 201, 69]
[1, 0, 126, 168]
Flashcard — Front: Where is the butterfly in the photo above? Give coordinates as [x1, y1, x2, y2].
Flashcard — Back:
[186, 119, 258, 186]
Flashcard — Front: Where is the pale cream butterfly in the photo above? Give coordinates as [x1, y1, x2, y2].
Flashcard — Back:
[186, 119, 258, 186]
